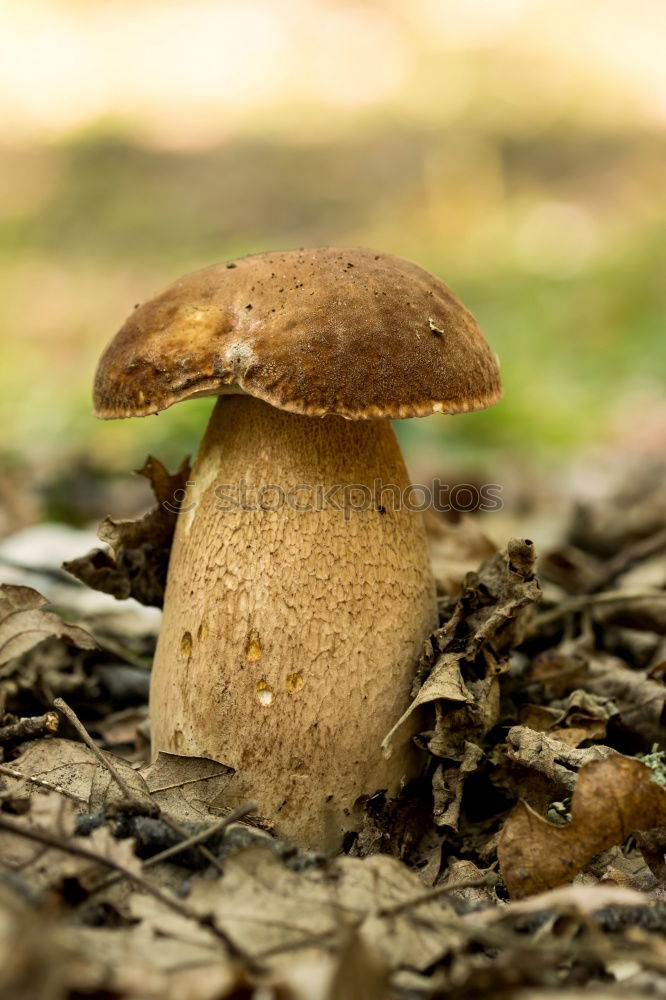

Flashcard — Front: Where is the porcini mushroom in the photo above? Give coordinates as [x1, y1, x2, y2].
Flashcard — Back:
[94, 248, 501, 850]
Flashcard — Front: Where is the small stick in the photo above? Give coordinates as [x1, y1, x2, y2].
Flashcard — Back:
[533, 589, 666, 629]
[0, 712, 59, 745]
[53, 698, 136, 801]
[54, 698, 227, 874]
[88, 801, 257, 896]
[0, 763, 87, 805]
[143, 802, 257, 868]
[377, 872, 499, 919]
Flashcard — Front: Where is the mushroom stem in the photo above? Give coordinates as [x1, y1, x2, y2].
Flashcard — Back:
[150, 395, 437, 850]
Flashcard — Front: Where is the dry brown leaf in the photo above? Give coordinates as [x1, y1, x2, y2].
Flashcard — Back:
[0, 791, 79, 890]
[492, 725, 618, 813]
[529, 645, 666, 748]
[0, 606, 98, 667]
[498, 756, 666, 898]
[440, 859, 497, 906]
[0, 583, 48, 619]
[64, 455, 191, 608]
[131, 845, 465, 978]
[585, 654, 666, 747]
[383, 537, 541, 756]
[518, 689, 616, 747]
[7, 737, 152, 812]
[432, 741, 483, 829]
[142, 751, 234, 824]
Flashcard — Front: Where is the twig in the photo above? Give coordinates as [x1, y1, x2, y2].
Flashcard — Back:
[144, 802, 257, 868]
[54, 698, 227, 874]
[88, 801, 257, 896]
[592, 528, 666, 591]
[0, 762, 87, 804]
[53, 698, 137, 801]
[378, 873, 499, 919]
[0, 812, 255, 968]
[0, 712, 59, 745]
[533, 589, 666, 629]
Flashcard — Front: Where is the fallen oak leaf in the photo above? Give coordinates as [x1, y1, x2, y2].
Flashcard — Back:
[498, 756, 666, 899]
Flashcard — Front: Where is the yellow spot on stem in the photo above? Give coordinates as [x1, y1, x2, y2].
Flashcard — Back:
[180, 631, 193, 662]
[197, 619, 208, 642]
[286, 672, 304, 693]
[245, 629, 262, 661]
[256, 679, 274, 706]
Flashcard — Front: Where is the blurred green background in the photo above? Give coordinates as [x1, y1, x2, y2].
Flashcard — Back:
[1, 0, 665, 526]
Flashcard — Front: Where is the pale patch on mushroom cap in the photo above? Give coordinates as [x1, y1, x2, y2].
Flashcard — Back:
[93, 248, 502, 421]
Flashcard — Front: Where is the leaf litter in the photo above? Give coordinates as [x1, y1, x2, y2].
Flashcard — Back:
[0, 460, 665, 997]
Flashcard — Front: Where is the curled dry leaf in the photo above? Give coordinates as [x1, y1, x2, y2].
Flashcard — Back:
[0, 601, 97, 667]
[383, 539, 541, 833]
[498, 756, 666, 899]
[529, 646, 666, 749]
[491, 725, 618, 814]
[432, 741, 483, 830]
[518, 689, 617, 748]
[0, 584, 99, 716]
[383, 538, 541, 757]
[0, 583, 48, 618]
[64, 455, 191, 608]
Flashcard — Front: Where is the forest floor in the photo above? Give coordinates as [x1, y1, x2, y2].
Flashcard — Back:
[0, 458, 664, 1000]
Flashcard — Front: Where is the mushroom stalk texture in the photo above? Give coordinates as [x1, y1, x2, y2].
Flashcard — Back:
[150, 394, 437, 850]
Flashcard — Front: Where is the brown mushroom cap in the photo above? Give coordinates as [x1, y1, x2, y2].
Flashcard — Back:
[93, 248, 501, 420]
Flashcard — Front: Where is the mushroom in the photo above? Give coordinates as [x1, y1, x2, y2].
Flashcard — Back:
[94, 248, 501, 850]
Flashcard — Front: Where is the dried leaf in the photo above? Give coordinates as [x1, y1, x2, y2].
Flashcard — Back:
[519, 689, 616, 747]
[493, 725, 618, 812]
[383, 537, 541, 756]
[0, 606, 97, 667]
[584, 654, 666, 748]
[64, 456, 191, 608]
[0, 791, 79, 889]
[131, 845, 466, 977]
[440, 859, 497, 906]
[530, 646, 666, 748]
[7, 737, 151, 812]
[432, 741, 483, 829]
[498, 756, 666, 898]
[142, 751, 234, 824]
[0, 583, 48, 620]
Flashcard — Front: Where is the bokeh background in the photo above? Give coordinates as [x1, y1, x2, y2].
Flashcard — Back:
[1, 0, 665, 532]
